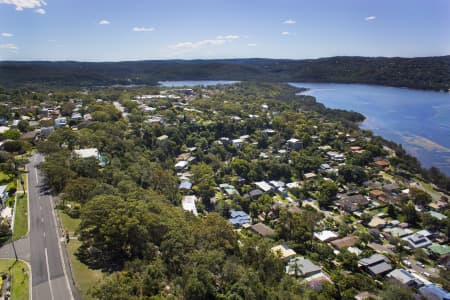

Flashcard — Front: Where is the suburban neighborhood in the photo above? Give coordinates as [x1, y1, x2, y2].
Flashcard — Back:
[0, 81, 448, 299]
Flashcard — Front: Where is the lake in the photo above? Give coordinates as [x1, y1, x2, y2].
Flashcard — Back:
[290, 82, 450, 175]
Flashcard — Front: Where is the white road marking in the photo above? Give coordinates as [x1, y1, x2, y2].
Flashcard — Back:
[41, 217, 44, 223]
[45, 248, 55, 300]
[43, 232, 46, 239]
[35, 170, 39, 184]
[49, 195, 75, 300]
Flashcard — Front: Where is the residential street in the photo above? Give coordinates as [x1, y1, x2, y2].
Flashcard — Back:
[27, 153, 74, 300]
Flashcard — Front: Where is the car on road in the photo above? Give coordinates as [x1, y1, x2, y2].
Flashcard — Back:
[421, 271, 431, 277]
[416, 261, 425, 268]
[403, 260, 411, 267]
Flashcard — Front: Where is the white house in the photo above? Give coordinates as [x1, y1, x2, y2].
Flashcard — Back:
[73, 148, 100, 160]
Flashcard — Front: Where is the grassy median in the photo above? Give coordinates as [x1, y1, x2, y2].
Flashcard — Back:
[0, 259, 29, 300]
[59, 211, 103, 300]
[12, 194, 28, 241]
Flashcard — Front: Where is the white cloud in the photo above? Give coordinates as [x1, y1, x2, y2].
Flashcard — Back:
[170, 39, 227, 50]
[365, 16, 376, 21]
[216, 35, 240, 40]
[284, 19, 296, 24]
[1, 32, 13, 37]
[99, 20, 110, 25]
[0, 0, 46, 11]
[34, 8, 45, 14]
[247, 43, 257, 47]
[281, 31, 291, 36]
[133, 27, 155, 32]
[0, 43, 18, 49]
[170, 34, 241, 50]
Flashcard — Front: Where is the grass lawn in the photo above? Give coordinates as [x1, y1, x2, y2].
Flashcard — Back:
[67, 240, 104, 300]
[60, 211, 103, 299]
[59, 211, 81, 237]
[13, 194, 28, 241]
[0, 259, 29, 300]
[0, 172, 11, 184]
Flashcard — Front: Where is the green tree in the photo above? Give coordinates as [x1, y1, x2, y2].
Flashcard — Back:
[409, 187, 432, 207]
[402, 200, 419, 225]
[317, 181, 338, 208]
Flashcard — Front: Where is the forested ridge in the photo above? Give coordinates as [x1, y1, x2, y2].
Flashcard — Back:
[1, 55, 449, 90]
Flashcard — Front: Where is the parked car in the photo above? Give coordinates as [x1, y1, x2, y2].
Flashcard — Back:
[403, 260, 411, 267]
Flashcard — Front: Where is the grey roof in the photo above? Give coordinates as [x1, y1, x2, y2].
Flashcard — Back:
[368, 261, 392, 275]
[286, 258, 321, 277]
[249, 189, 263, 198]
[250, 223, 275, 237]
[359, 254, 389, 266]
[403, 233, 432, 249]
[388, 269, 423, 286]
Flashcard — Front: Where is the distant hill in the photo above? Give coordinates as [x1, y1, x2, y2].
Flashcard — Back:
[0, 56, 449, 90]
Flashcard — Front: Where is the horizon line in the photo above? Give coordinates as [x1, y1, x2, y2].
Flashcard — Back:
[1, 54, 449, 63]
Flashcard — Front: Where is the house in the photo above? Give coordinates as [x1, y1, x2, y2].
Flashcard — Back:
[40, 126, 55, 137]
[249, 223, 275, 237]
[314, 230, 338, 242]
[337, 194, 369, 212]
[0, 126, 10, 135]
[54, 117, 67, 127]
[232, 138, 244, 149]
[271, 244, 296, 262]
[219, 183, 239, 197]
[368, 215, 387, 228]
[326, 151, 345, 162]
[229, 210, 251, 228]
[420, 284, 450, 300]
[387, 269, 423, 287]
[286, 138, 303, 151]
[304, 172, 317, 180]
[254, 181, 273, 193]
[178, 181, 192, 191]
[428, 243, 450, 257]
[359, 254, 392, 276]
[73, 148, 100, 160]
[403, 233, 432, 249]
[416, 229, 433, 239]
[384, 227, 413, 238]
[175, 160, 189, 171]
[383, 183, 400, 194]
[364, 180, 383, 190]
[248, 189, 263, 199]
[286, 257, 321, 278]
[145, 116, 164, 125]
[370, 189, 385, 199]
[331, 236, 359, 249]
[182, 195, 198, 216]
[429, 211, 447, 221]
[374, 160, 390, 168]
[157, 135, 169, 142]
[0, 185, 8, 209]
[71, 112, 83, 121]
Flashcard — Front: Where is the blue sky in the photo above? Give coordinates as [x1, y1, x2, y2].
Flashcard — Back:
[0, 0, 449, 61]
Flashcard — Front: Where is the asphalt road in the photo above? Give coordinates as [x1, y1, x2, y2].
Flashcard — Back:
[28, 153, 74, 300]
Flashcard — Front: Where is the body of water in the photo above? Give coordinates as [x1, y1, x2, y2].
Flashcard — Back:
[290, 82, 450, 175]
